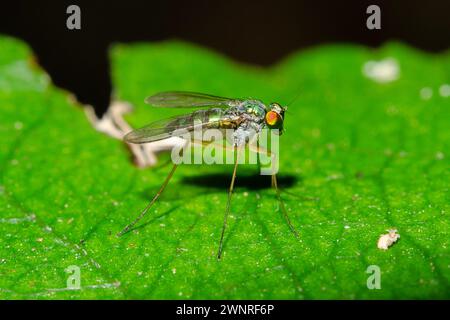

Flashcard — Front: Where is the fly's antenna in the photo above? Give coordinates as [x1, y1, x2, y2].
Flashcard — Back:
[287, 90, 301, 106]
[283, 89, 302, 115]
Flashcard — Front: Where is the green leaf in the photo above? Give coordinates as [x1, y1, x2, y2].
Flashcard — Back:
[0, 35, 449, 299]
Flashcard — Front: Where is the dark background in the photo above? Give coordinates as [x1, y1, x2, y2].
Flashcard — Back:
[1, 0, 449, 116]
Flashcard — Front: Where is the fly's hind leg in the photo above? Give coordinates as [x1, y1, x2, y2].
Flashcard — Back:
[116, 163, 179, 237]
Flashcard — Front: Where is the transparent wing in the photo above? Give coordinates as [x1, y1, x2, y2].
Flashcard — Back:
[145, 91, 240, 108]
[124, 111, 241, 144]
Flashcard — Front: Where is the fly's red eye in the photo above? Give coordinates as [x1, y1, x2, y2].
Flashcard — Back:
[265, 111, 280, 126]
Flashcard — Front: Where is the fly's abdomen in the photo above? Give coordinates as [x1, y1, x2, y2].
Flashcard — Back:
[166, 108, 226, 130]
[195, 109, 223, 126]
[196, 108, 232, 129]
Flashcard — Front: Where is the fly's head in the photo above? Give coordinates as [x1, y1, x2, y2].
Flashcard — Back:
[265, 103, 286, 134]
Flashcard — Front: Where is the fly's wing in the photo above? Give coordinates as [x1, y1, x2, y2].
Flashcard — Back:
[124, 110, 241, 144]
[145, 91, 241, 108]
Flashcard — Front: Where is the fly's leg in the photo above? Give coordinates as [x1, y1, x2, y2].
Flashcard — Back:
[190, 139, 243, 259]
[248, 143, 299, 238]
[217, 147, 241, 259]
[255, 139, 275, 187]
[116, 163, 178, 237]
[271, 174, 299, 238]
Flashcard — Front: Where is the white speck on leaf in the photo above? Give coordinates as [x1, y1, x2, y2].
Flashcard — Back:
[0, 214, 35, 224]
[378, 229, 400, 250]
[420, 87, 433, 100]
[439, 84, 450, 97]
[327, 173, 343, 181]
[435, 152, 444, 160]
[14, 121, 23, 130]
[363, 58, 400, 83]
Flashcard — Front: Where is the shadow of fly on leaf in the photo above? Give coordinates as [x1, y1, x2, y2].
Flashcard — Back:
[116, 91, 299, 259]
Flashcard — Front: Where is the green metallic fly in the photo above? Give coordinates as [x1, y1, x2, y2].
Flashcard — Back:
[117, 91, 298, 259]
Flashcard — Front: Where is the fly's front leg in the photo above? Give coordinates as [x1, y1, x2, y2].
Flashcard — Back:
[248, 142, 299, 238]
[248, 141, 278, 177]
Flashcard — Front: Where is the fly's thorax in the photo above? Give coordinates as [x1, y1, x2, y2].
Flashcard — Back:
[222, 100, 264, 146]
[240, 99, 266, 122]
